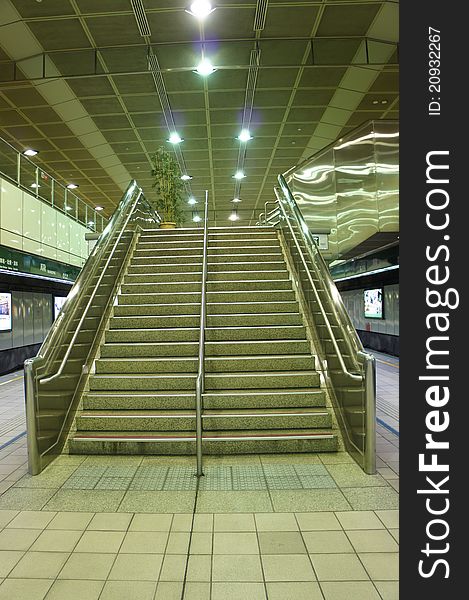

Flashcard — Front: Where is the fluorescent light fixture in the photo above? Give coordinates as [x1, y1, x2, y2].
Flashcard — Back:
[87, 221, 95, 227]
[333, 264, 399, 283]
[237, 129, 253, 142]
[66, 183, 79, 189]
[22, 149, 38, 157]
[229, 211, 240, 221]
[168, 132, 183, 144]
[231, 197, 241, 203]
[95, 206, 103, 211]
[30, 183, 40, 189]
[233, 170, 246, 180]
[195, 58, 215, 77]
[188, 197, 197, 205]
[181, 174, 193, 181]
[192, 214, 202, 222]
[65, 205, 73, 211]
[187, 1, 214, 19]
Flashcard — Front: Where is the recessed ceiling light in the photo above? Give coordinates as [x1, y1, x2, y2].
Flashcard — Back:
[232, 197, 241, 203]
[181, 174, 193, 181]
[237, 129, 253, 142]
[188, 197, 198, 205]
[95, 206, 103, 211]
[66, 183, 79, 189]
[195, 58, 216, 77]
[23, 149, 39, 157]
[229, 211, 240, 221]
[233, 171, 246, 180]
[381, 99, 388, 104]
[30, 183, 40, 188]
[187, 1, 214, 19]
[65, 205, 73, 211]
[168, 132, 183, 144]
[87, 221, 95, 227]
[372, 100, 379, 105]
[193, 214, 202, 222]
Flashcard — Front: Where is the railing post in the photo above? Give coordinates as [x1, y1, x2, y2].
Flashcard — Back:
[362, 352, 377, 474]
[24, 359, 41, 475]
[195, 189, 209, 477]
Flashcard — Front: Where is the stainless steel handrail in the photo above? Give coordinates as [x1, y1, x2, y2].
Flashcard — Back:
[195, 189, 209, 477]
[40, 190, 144, 385]
[274, 187, 361, 381]
[274, 177, 376, 473]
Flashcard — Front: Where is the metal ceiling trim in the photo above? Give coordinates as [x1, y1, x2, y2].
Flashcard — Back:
[254, 0, 269, 32]
[131, 0, 152, 38]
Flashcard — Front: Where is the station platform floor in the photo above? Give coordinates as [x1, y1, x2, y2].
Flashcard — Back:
[0, 352, 399, 600]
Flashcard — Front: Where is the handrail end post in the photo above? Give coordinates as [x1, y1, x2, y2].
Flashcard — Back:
[24, 359, 41, 475]
[362, 352, 377, 474]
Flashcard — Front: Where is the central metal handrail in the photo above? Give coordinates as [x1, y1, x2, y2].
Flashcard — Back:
[195, 189, 209, 476]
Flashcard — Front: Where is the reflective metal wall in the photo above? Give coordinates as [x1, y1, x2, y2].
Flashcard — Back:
[0, 291, 53, 351]
[283, 120, 399, 261]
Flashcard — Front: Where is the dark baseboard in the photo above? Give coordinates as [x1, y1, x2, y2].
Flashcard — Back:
[356, 329, 399, 357]
[0, 344, 41, 376]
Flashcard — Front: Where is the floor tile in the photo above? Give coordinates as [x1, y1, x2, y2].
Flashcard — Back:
[258, 531, 306, 554]
[118, 491, 195, 513]
[359, 552, 399, 580]
[347, 529, 399, 553]
[335, 511, 385, 530]
[0, 528, 41, 550]
[74, 530, 124, 553]
[9, 551, 70, 579]
[255, 512, 298, 531]
[182, 582, 211, 600]
[0, 578, 53, 600]
[213, 532, 259, 554]
[197, 491, 273, 513]
[108, 553, 163, 581]
[375, 510, 399, 529]
[270, 489, 351, 512]
[0, 510, 18, 528]
[295, 512, 341, 531]
[190, 532, 212, 554]
[325, 464, 388, 488]
[214, 513, 256, 532]
[212, 582, 266, 600]
[159, 554, 187, 581]
[310, 553, 369, 581]
[303, 530, 354, 553]
[120, 531, 168, 554]
[44, 490, 125, 512]
[192, 513, 213, 532]
[266, 582, 324, 600]
[318, 453, 354, 464]
[87, 512, 133, 531]
[186, 554, 211, 581]
[212, 554, 263, 582]
[30, 529, 83, 552]
[0, 488, 56, 510]
[7, 511, 56, 530]
[165, 532, 190, 554]
[374, 580, 399, 600]
[342, 488, 399, 510]
[262, 554, 316, 582]
[57, 553, 115, 580]
[321, 581, 381, 600]
[14, 467, 76, 489]
[99, 580, 156, 600]
[46, 512, 94, 530]
[389, 529, 399, 542]
[129, 513, 173, 531]
[44, 579, 104, 600]
[170, 514, 193, 532]
[155, 581, 183, 599]
[0, 550, 24, 577]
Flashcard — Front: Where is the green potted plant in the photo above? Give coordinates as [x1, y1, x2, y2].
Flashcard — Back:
[150, 146, 185, 228]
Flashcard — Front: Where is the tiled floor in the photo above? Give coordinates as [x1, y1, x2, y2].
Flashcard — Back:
[0, 356, 399, 599]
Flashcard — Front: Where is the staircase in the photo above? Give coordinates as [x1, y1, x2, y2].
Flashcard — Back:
[68, 226, 339, 455]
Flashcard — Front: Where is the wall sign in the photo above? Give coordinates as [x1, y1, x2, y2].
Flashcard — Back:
[0, 245, 80, 282]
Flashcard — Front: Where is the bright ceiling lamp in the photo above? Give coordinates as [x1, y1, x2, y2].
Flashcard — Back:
[229, 211, 240, 221]
[23, 149, 38, 157]
[231, 197, 241, 203]
[188, 197, 198, 205]
[181, 174, 193, 181]
[95, 206, 103, 211]
[237, 129, 252, 142]
[65, 205, 73, 211]
[168, 132, 183, 144]
[30, 182, 40, 189]
[87, 221, 95, 227]
[233, 170, 246, 180]
[193, 213, 202, 222]
[187, 1, 214, 19]
[66, 183, 79, 189]
[195, 58, 215, 77]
